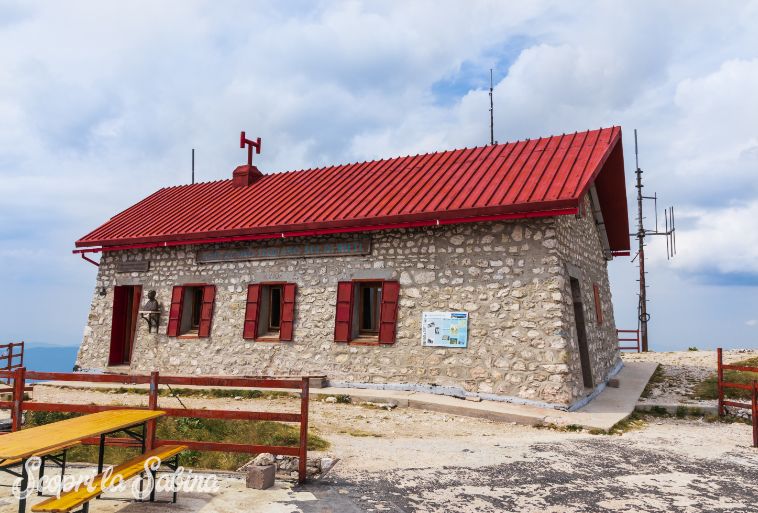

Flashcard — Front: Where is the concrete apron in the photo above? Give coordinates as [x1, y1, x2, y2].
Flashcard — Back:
[36, 362, 658, 432]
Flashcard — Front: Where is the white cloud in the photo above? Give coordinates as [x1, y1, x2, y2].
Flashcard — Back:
[747, 320, 758, 327]
[1, 1, 758, 348]
[664, 201, 758, 276]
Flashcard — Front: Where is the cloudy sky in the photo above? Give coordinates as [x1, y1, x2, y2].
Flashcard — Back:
[1, 1, 756, 351]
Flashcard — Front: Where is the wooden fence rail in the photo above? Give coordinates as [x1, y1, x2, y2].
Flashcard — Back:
[0, 342, 24, 387]
[617, 329, 640, 352]
[0, 368, 311, 482]
[716, 348, 757, 448]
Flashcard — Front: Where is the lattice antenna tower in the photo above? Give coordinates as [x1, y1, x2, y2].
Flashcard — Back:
[632, 129, 676, 352]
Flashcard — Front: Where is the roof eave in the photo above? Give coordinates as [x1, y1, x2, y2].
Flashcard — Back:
[74, 201, 579, 252]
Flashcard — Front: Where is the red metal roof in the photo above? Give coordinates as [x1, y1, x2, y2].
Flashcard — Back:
[76, 127, 630, 253]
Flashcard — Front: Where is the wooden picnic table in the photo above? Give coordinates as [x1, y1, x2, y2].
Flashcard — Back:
[0, 409, 165, 513]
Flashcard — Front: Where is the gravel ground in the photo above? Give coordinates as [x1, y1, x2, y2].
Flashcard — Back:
[14, 377, 758, 512]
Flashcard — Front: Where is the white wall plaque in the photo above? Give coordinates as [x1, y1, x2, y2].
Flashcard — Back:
[422, 311, 469, 348]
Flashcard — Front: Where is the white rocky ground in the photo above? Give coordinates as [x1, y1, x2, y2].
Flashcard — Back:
[623, 348, 758, 406]
[0, 351, 755, 512]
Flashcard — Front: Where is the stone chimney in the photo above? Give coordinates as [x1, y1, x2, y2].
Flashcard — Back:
[232, 164, 263, 187]
[234, 131, 263, 187]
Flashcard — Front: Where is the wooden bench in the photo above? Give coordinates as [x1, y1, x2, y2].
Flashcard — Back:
[32, 444, 186, 513]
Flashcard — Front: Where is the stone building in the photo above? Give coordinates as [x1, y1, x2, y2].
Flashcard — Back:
[75, 127, 630, 409]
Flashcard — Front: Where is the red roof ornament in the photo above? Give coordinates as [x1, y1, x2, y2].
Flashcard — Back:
[240, 131, 261, 166]
[233, 131, 263, 188]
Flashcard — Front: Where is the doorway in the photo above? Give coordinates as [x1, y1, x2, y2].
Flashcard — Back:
[109, 285, 142, 366]
[570, 278, 593, 388]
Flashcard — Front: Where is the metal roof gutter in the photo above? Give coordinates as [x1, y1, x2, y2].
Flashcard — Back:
[72, 207, 578, 255]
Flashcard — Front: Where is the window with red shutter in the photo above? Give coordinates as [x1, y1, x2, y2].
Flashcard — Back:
[197, 285, 216, 337]
[167, 284, 216, 337]
[593, 283, 603, 325]
[166, 286, 185, 337]
[334, 281, 354, 342]
[279, 283, 297, 341]
[243, 284, 262, 340]
[378, 281, 400, 344]
[244, 283, 297, 341]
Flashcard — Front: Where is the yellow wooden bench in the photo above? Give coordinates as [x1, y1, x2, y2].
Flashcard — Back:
[32, 444, 186, 513]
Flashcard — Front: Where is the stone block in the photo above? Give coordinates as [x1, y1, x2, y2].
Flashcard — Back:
[246, 464, 275, 490]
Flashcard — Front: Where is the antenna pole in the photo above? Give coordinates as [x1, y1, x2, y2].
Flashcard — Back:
[489, 69, 494, 145]
[635, 130, 649, 352]
[192, 148, 195, 185]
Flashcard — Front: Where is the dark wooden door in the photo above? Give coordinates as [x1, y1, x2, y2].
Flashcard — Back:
[108, 286, 141, 366]
[570, 278, 593, 388]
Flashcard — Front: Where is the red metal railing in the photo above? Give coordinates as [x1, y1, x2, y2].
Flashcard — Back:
[617, 329, 640, 352]
[716, 348, 757, 448]
[0, 368, 311, 482]
[0, 342, 24, 386]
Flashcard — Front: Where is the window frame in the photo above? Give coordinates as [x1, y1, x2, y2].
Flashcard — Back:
[167, 283, 216, 339]
[356, 281, 383, 337]
[334, 279, 400, 345]
[243, 282, 296, 342]
[267, 284, 284, 333]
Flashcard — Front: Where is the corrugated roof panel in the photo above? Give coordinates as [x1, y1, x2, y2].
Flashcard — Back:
[76, 126, 629, 252]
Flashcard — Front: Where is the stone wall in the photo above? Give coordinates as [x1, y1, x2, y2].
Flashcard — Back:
[77, 211, 619, 407]
[555, 194, 622, 400]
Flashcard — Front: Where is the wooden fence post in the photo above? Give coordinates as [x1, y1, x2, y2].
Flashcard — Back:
[717, 348, 724, 417]
[298, 377, 310, 484]
[4, 344, 11, 386]
[11, 367, 25, 431]
[752, 380, 757, 448]
[145, 371, 159, 451]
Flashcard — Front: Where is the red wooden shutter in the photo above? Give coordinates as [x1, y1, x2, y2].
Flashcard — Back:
[166, 286, 184, 337]
[198, 285, 216, 338]
[334, 281, 354, 342]
[279, 283, 297, 341]
[378, 281, 400, 344]
[243, 284, 262, 340]
[593, 283, 603, 325]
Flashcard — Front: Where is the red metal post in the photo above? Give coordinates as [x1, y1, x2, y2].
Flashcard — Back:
[752, 380, 757, 448]
[717, 348, 724, 417]
[11, 367, 25, 432]
[145, 371, 159, 451]
[298, 377, 310, 484]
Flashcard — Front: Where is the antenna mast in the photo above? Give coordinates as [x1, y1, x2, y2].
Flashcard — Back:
[633, 129, 676, 352]
[191, 148, 195, 184]
[489, 69, 495, 145]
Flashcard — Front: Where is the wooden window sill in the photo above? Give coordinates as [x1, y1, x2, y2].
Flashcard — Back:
[255, 337, 285, 343]
[348, 337, 382, 346]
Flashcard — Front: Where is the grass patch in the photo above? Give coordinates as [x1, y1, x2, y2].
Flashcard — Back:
[692, 356, 758, 400]
[534, 423, 585, 433]
[25, 411, 328, 471]
[606, 412, 647, 435]
[640, 364, 664, 399]
[49, 384, 297, 401]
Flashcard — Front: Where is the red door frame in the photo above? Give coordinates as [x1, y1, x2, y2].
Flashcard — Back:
[108, 285, 142, 366]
